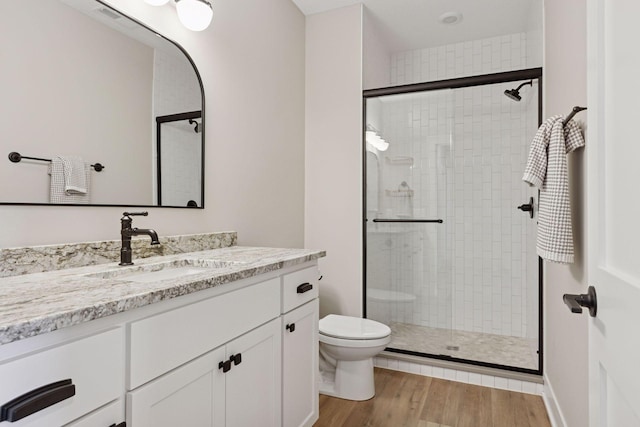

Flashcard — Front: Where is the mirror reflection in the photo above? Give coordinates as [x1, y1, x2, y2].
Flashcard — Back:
[0, 0, 204, 207]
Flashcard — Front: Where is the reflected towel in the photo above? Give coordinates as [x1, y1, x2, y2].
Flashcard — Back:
[49, 157, 91, 204]
[59, 155, 87, 194]
[522, 115, 584, 263]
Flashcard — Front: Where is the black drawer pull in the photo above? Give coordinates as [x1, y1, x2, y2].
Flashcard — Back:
[286, 323, 296, 333]
[109, 423, 126, 427]
[0, 379, 75, 422]
[230, 353, 242, 366]
[218, 360, 231, 373]
[296, 283, 313, 294]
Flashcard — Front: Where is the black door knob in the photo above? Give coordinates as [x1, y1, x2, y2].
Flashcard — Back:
[563, 286, 597, 317]
[517, 197, 534, 218]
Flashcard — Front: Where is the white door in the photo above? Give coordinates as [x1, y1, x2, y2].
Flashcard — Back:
[587, 0, 640, 425]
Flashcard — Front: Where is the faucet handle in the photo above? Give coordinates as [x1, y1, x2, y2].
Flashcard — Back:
[122, 211, 148, 218]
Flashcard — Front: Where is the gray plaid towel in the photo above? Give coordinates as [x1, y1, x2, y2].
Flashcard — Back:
[523, 115, 585, 263]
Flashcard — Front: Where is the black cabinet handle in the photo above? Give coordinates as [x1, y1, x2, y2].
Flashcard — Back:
[230, 353, 242, 366]
[563, 286, 597, 317]
[286, 323, 296, 333]
[0, 379, 75, 422]
[297, 283, 313, 294]
[218, 360, 231, 373]
[109, 423, 126, 427]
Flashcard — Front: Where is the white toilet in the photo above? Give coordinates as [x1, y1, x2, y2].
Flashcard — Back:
[318, 314, 391, 401]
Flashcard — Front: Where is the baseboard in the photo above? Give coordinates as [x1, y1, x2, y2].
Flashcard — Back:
[375, 353, 544, 395]
[542, 374, 567, 427]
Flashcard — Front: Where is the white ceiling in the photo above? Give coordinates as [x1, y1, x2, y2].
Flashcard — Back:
[292, 0, 539, 52]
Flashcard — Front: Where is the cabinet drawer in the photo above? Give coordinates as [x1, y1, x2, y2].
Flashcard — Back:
[129, 277, 280, 389]
[282, 266, 319, 313]
[65, 399, 124, 427]
[0, 328, 123, 427]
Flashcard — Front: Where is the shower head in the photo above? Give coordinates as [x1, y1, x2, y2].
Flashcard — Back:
[188, 118, 200, 133]
[504, 80, 533, 102]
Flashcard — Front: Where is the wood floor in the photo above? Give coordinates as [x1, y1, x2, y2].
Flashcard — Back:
[314, 368, 551, 427]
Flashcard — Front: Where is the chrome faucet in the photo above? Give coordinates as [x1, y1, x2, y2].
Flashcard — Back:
[119, 212, 160, 266]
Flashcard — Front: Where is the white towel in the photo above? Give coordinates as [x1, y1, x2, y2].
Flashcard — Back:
[49, 157, 91, 204]
[522, 115, 585, 263]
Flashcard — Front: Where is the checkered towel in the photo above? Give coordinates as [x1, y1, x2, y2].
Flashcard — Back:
[49, 157, 91, 204]
[522, 115, 585, 263]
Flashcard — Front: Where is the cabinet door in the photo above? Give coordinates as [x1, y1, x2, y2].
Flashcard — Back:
[225, 318, 282, 427]
[127, 347, 226, 427]
[282, 299, 319, 427]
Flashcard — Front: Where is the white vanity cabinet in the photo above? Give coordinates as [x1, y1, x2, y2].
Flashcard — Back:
[127, 318, 282, 427]
[0, 260, 321, 427]
[281, 266, 320, 427]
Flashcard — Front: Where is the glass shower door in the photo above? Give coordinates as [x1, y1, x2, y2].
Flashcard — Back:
[365, 89, 456, 359]
[364, 75, 541, 373]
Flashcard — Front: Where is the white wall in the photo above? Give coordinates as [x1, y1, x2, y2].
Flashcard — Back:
[542, 0, 589, 426]
[390, 33, 531, 85]
[305, 5, 363, 318]
[0, 0, 305, 249]
[362, 7, 391, 90]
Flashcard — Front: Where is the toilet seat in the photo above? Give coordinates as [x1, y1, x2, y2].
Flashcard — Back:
[319, 314, 390, 340]
[319, 333, 391, 348]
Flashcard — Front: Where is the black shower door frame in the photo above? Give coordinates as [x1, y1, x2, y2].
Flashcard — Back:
[362, 67, 544, 376]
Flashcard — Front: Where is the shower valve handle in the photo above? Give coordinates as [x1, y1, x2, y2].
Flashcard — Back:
[517, 197, 534, 218]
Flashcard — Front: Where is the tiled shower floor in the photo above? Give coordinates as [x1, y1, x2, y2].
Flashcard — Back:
[387, 322, 538, 370]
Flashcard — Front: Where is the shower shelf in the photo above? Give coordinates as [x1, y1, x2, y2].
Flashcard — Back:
[385, 189, 414, 197]
[385, 156, 414, 166]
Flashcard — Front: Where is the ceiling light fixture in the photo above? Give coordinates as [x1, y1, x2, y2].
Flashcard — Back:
[144, 0, 170, 6]
[439, 11, 462, 25]
[144, 0, 213, 32]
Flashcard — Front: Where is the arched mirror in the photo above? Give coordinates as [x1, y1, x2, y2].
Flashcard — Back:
[0, 0, 205, 208]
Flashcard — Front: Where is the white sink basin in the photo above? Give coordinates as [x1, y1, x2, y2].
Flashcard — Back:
[87, 259, 238, 283]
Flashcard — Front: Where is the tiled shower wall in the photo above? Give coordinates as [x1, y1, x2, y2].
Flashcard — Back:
[367, 33, 539, 342]
[390, 33, 529, 86]
[153, 49, 202, 206]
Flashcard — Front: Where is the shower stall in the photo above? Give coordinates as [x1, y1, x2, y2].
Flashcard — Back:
[363, 68, 542, 374]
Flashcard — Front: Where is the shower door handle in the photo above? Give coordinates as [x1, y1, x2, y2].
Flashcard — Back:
[371, 219, 443, 223]
[517, 197, 534, 218]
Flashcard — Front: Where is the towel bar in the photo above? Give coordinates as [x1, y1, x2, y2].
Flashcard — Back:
[8, 152, 104, 172]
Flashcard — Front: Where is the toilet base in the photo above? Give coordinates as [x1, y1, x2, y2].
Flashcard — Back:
[319, 358, 375, 401]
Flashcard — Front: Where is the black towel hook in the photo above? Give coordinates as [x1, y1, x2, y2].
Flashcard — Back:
[562, 106, 587, 126]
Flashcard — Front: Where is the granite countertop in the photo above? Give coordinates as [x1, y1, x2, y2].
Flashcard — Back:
[0, 246, 325, 346]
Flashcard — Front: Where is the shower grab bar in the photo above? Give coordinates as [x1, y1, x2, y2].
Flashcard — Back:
[562, 106, 587, 126]
[371, 219, 443, 223]
[8, 152, 104, 172]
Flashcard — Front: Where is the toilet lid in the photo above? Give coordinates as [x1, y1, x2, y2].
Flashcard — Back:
[319, 314, 391, 340]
